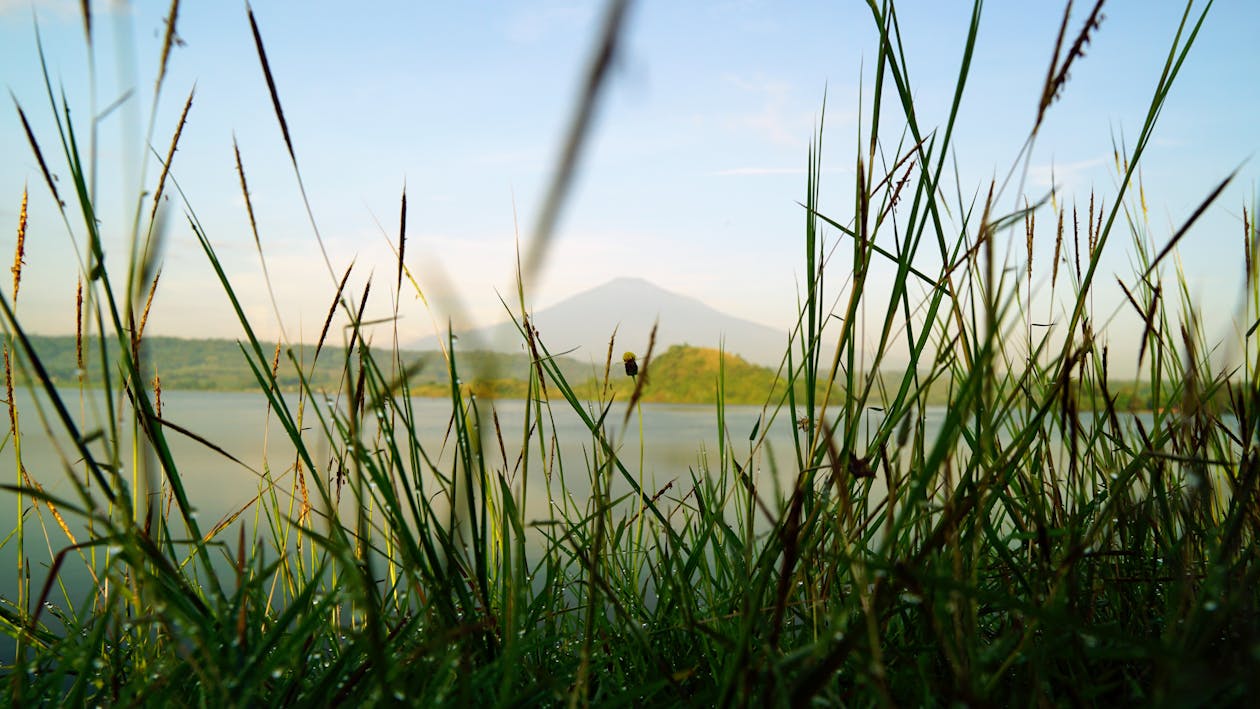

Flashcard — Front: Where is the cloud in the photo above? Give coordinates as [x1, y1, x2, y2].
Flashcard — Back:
[721, 74, 811, 147]
[709, 166, 851, 177]
[1027, 156, 1109, 196]
[711, 167, 803, 176]
[503, 2, 595, 44]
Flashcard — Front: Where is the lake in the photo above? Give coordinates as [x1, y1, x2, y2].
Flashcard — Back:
[1, 388, 914, 604]
[4, 385, 1184, 614]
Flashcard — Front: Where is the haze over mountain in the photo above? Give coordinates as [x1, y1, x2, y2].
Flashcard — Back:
[410, 278, 787, 366]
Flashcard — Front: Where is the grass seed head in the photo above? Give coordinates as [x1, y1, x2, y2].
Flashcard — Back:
[12, 185, 27, 302]
[1053, 207, 1064, 288]
[1073, 204, 1082, 283]
[75, 276, 84, 372]
[1024, 197, 1034, 284]
[4, 346, 13, 433]
[1245, 206, 1254, 288]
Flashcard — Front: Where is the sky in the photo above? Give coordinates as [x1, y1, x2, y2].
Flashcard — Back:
[1, 1, 1257, 376]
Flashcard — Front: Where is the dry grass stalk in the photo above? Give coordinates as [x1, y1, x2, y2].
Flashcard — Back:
[1087, 192, 1097, 256]
[248, 3, 295, 164]
[154, 0, 182, 92]
[149, 89, 195, 229]
[1138, 172, 1237, 283]
[1036, 0, 1107, 130]
[78, 0, 90, 44]
[978, 180, 997, 294]
[296, 457, 310, 523]
[132, 271, 161, 364]
[1138, 284, 1161, 368]
[601, 326, 618, 397]
[1072, 205, 1082, 284]
[247, 2, 336, 281]
[153, 372, 163, 419]
[270, 341, 282, 383]
[10, 100, 63, 208]
[519, 0, 630, 288]
[26, 466, 76, 545]
[234, 139, 260, 245]
[1245, 206, 1254, 288]
[1139, 173, 1149, 223]
[1092, 198, 1104, 256]
[1024, 197, 1034, 287]
[4, 345, 15, 434]
[137, 271, 161, 343]
[396, 189, 407, 296]
[622, 322, 657, 428]
[11, 185, 26, 303]
[75, 276, 83, 373]
[1053, 207, 1064, 288]
[879, 162, 915, 224]
[314, 264, 354, 365]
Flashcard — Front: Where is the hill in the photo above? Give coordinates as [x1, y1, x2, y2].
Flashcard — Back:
[572, 344, 787, 405]
[7, 336, 787, 405]
[9, 335, 589, 395]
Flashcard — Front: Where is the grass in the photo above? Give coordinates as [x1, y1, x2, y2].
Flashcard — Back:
[2, 0, 1258, 705]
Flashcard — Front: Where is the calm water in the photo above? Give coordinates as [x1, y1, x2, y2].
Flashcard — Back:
[5, 387, 1187, 616]
[0, 388, 797, 531]
[2, 389, 882, 607]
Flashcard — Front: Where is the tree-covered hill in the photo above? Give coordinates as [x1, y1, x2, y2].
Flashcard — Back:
[8, 336, 793, 405]
[8, 336, 1184, 411]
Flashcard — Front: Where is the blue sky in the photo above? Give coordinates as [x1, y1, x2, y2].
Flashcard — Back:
[1, 1, 1257, 375]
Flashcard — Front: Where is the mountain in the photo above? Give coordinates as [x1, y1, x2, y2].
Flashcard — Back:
[409, 278, 788, 366]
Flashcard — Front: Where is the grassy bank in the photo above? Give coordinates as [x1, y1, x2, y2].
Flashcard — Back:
[3, 1, 1258, 706]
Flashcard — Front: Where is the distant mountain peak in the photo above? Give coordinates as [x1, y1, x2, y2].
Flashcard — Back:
[605, 276, 655, 287]
[409, 277, 787, 365]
